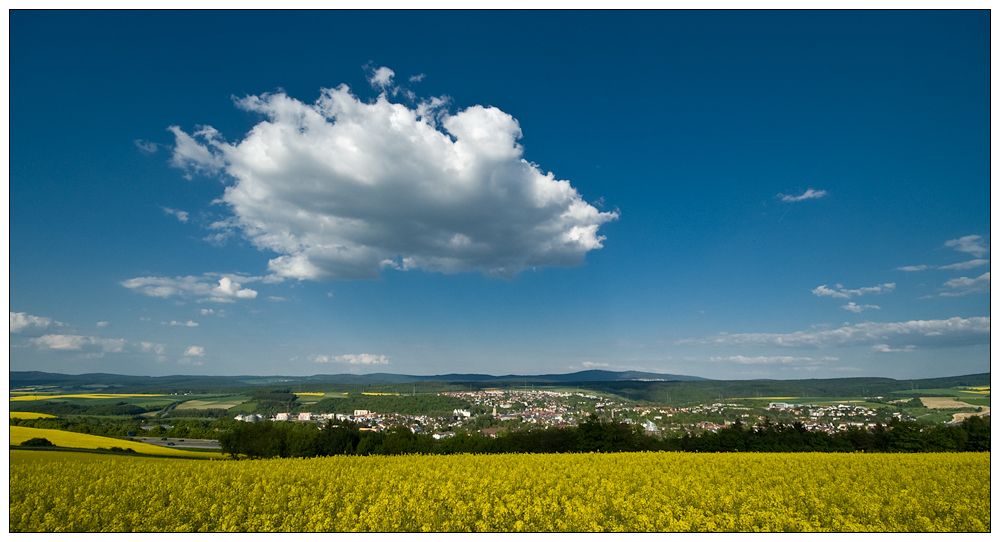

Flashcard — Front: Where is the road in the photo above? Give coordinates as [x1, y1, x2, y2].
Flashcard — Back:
[132, 437, 222, 450]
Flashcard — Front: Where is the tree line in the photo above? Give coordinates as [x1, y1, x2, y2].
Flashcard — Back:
[218, 414, 990, 459]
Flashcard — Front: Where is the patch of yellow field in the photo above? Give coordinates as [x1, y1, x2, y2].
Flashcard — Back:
[296, 392, 325, 396]
[361, 392, 400, 396]
[10, 393, 166, 402]
[10, 412, 57, 419]
[9, 426, 224, 459]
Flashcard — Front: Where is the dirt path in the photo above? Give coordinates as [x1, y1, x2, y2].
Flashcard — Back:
[950, 406, 989, 424]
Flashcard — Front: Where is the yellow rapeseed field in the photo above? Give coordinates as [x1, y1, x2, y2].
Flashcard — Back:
[10, 412, 57, 419]
[9, 426, 225, 459]
[9, 450, 989, 532]
[296, 392, 326, 396]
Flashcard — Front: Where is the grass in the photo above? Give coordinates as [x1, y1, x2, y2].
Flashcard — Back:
[9, 426, 225, 459]
[176, 396, 249, 409]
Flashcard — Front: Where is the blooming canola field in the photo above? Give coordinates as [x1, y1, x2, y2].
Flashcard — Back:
[10, 450, 989, 532]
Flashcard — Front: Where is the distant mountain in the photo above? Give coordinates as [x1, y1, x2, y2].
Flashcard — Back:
[9, 371, 988, 401]
[9, 369, 707, 389]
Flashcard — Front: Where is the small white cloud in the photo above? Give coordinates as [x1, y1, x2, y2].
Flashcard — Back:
[10, 312, 53, 333]
[199, 309, 214, 315]
[941, 272, 990, 296]
[134, 139, 161, 153]
[778, 189, 828, 203]
[170, 320, 199, 327]
[183, 346, 205, 356]
[161, 207, 189, 223]
[312, 353, 389, 365]
[368, 66, 395, 90]
[167, 125, 226, 179]
[267, 296, 286, 301]
[812, 283, 894, 299]
[842, 302, 880, 313]
[409, 73, 426, 83]
[581, 361, 610, 368]
[96, 321, 109, 328]
[895, 265, 928, 272]
[939, 259, 989, 271]
[140, 342, 166, 355]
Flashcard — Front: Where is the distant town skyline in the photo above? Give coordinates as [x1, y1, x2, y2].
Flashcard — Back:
[9, 11, 990, 379]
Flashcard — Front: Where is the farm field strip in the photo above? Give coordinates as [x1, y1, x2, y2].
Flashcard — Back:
[919, 397, 980, 409]
[9, 426, 225, 459]
[10, 412, 57, 419]
[9, 450, 989, 532]
[10, 393, 166, 402]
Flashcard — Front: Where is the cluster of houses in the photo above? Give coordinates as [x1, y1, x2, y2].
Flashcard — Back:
[229, 392, 912, 438]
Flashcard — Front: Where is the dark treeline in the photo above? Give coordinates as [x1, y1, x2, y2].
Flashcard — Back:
[21, 401, 152, 417]
[219, 415, 990, 459]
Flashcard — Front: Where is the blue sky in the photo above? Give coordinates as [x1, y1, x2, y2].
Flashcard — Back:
[8, 11, 990, 379]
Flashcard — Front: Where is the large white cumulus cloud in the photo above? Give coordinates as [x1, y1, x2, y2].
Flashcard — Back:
[169, 77, 618, 280]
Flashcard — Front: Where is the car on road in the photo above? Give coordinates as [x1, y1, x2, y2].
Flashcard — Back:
[167, 442, 175, 446]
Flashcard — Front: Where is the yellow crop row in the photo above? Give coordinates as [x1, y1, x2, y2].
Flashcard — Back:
[9, 450, 989, 532]
[9, 412, 56, 419]
[361, 392, 400, 396]
[10, 393, 166, 402]
[9, 426, 224, 459]
[295, 392, 325, 396]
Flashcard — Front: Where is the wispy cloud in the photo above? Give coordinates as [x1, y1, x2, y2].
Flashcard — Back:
[408, 73, 426, 83]
[777, 188, 827, 203]
[30, 334, 125, 353]
[940, 272, 990, 296]
[944, 235, 989, 258]
[871, 344, 915, 353]
[680, 316, 989, 349]
[169, 320, 199, 327]
[161, 207, 189, 223]
[939, 259, 990, 271]
[709, 355, 819, 366]
[122, 274, 268, 303]
[134, 139, 161, 154]
[310, 353, 389, 365]
[812, 283, 894, 299]
[10, 312, 60, 334]
[895, 260, 989, 272]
